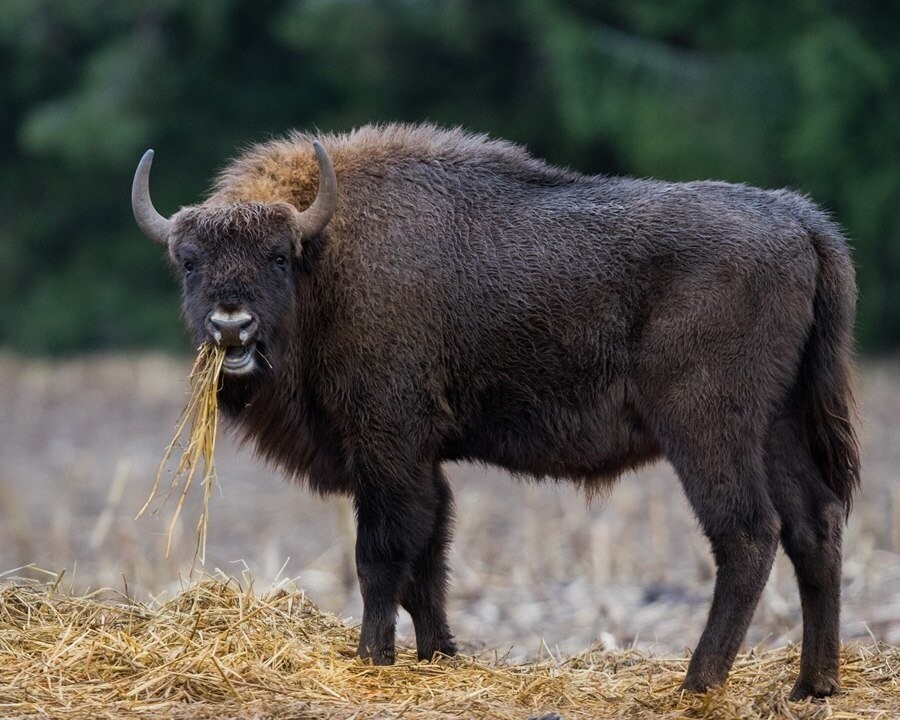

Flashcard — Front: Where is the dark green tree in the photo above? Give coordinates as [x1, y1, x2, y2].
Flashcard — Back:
[0, 0, 897, 352]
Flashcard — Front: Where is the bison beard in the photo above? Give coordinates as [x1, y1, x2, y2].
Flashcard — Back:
[133, 123, 859, 700]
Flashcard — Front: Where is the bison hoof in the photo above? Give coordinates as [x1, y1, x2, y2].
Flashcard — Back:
[441, 638, 459, 657]
[680, 673, 723, 695]
[361, 652, 395, 666]
[418, 637, 458, 662]
[789, 676, 840, 701]
[358, 643, 396, 666]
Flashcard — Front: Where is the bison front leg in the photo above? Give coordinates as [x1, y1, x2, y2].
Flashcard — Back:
[399, 467, 457, 661]
[765, 412, 844, 700]
[352, 457, 445, 665]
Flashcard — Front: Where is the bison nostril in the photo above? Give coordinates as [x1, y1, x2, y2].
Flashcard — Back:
[238, 318, 259, 344]
[208, 309, 257, 346]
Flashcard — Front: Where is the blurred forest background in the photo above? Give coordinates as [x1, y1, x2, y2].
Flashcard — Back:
[1, 0, 898, 354]
[2, 1, 900, 659]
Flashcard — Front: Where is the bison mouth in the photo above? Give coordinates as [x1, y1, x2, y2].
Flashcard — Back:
[222, 342, 258, 375]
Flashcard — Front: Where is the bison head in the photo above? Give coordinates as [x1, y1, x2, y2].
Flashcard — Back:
[132, 142, 336, 379]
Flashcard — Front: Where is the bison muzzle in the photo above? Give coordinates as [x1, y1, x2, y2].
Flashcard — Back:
[133, 124, 859, 700]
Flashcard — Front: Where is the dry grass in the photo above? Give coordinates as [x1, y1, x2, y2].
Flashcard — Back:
[1, 354, 899, 717]
[0, 577, 897, 720]
[1, 354, 897, 657]
[138, 345, 225, 563]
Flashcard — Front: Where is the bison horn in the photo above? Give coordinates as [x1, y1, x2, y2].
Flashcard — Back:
[292, 140, 337, 248]
[132, 149, 173, 248]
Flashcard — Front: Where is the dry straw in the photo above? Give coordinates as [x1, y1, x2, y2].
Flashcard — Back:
[0, 576, 897, 720]
[138, 343, 225, 563]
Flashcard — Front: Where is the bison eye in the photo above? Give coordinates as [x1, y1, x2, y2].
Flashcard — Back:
[274, 255, 287, 267]
[183, 261, 195, 275]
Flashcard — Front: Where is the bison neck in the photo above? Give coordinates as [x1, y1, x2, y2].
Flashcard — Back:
[218, 362, 351, 497]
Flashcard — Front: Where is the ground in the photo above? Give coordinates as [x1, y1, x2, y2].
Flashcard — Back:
[2, 579, 900, 720]
[1, 353, 898, 662]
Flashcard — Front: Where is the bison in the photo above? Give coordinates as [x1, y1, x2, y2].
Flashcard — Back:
[132, 124, 859, 700]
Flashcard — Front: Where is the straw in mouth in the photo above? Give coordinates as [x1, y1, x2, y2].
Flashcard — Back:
[138, 342, 225, 564]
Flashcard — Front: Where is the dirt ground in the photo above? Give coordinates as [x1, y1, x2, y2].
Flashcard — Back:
[1, 353, 898, 661]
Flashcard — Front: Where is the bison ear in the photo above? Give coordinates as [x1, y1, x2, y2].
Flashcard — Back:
[290, 140, 337, 256]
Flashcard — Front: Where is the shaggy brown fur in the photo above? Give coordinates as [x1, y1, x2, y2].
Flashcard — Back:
[138, 123, 859, 701]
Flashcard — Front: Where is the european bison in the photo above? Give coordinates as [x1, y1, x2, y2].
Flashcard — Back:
[132, 124, 859, 699]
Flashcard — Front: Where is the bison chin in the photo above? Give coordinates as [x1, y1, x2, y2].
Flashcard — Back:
[214, 332, 288, 416]
[216, 348, 270, 417]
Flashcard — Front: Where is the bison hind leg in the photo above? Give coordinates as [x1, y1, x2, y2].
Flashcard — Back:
[664, 434, 780, 693]
[766, 411, 843, 700]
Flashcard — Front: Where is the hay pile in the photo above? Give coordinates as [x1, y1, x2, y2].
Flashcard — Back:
[0, 578, 897, 719]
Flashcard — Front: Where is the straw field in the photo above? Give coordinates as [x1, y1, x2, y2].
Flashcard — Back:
[1, 353, 899, 718]
[0, 576, 898, 719]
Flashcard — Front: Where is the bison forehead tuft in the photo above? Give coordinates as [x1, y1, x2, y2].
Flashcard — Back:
[173, 202, 298, 247]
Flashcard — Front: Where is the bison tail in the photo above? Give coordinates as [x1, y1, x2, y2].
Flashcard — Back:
[799, 214, 861, 519]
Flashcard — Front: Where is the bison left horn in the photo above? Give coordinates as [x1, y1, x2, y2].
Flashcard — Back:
[132, 149, 173, 249]
[291, 140, 338, 251]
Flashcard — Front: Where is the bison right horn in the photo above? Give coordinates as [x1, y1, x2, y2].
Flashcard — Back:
[291, 140, 337, 251]
[132, 149, 173, 249]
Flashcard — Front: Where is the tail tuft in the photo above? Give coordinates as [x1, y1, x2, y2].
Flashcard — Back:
[800, 215, 860, 518]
